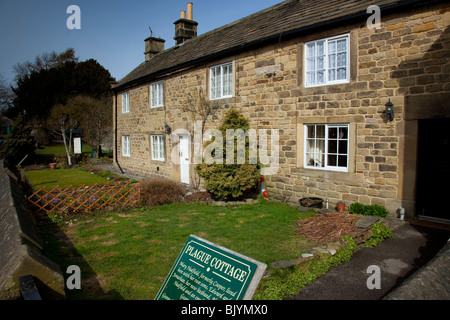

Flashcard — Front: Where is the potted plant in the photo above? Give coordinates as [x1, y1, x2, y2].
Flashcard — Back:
[299, 197, 324, 209]
[49, 162, 57, 169]
[336, 201, 345, 212]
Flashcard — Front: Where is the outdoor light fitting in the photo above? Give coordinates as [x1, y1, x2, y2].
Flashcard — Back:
[385, 99, 394, 122]
[164, 124, 172, 135]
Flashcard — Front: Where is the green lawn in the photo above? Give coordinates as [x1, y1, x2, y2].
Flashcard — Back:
[37, 201, 317, 300]
[35, 144, 92, 156]
[26, 169, 111, 189]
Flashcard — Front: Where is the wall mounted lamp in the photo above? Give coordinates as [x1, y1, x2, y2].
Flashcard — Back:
[164, 124, 172, 135]
[385, 99, 394, 122]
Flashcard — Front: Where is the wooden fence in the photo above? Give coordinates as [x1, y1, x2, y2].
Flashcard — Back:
[27, 181, 141, 215]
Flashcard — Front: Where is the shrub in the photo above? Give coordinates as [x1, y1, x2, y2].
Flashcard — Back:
[140, 179, 186, 206]
[362, 223, 393, 247]
[349, 202, 389, 217]
[195, 109, 260, 200]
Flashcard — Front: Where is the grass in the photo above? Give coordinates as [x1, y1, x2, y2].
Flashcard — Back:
[26, 169, 111, 189]
[37, 200, 318, 300]
[35, 144, 92, 156]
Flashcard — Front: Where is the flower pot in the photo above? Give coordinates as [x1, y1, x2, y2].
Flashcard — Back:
[49, 163, 57, 170]
[337, 202, 345, 212]
[299, 197, 324, 209]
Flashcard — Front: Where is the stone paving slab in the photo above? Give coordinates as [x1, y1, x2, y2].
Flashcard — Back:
[355, 216, 380, 230]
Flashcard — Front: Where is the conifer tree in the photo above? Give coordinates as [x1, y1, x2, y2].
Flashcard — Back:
[195, 109, 260, 200]
[0, 113, 36, 172]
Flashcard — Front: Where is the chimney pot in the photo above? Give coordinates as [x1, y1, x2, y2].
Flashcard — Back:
[173, 2, 198, 45]
[187, 2, 193, 20]
[180, 10, 186, 19]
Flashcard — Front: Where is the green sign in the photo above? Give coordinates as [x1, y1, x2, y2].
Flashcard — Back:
[155, 235, 267, 300]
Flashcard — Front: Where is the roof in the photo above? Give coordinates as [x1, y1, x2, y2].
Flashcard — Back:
[113, 0, 438, 91]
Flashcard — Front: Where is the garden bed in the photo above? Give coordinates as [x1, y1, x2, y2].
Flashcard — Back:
[295, 212, 361, 244]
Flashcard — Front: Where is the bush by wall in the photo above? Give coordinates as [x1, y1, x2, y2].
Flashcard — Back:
[140, 178, 186, 206]
[349, 202, 389, 217]
[195, 109, 260, 200]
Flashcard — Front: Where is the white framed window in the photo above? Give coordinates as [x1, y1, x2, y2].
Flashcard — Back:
[305, 34, 350, 87]
[151, 81, 164, 108]
[122, 135, 130, 157]
[304, 124, 349, 172]
[210, 62, 233, 100]
[151, 135, 165, 161]
[122, 92, 130, 113]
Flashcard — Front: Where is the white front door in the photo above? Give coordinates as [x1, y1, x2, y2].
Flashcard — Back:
[179, 135, 190, 184]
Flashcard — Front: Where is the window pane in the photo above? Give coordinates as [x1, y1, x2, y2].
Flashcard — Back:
[337, 52, 346, 67]
[328, 154, 337, 167]
[159, 136, 164, 160]
[306, 139, 315, 153]
[151, 136, 156, 159]
[306, 43, 315, 57]
[338, 155, 347, 167]
[316, 56, 324, 70]
[307, 58, 315, 72]
[307, 153, 324, 167]
[328, 140, 337, 154]
[210, 77, 216, 99]
[316, 125, 325, 138]
[307, 125, 315, 138]
[122, 93, 129, 113]
[328, 127, 338, 139]
[337, 68, 347, 80]
[316, 139, 325, 154]
[339, 140, 348, 154]
[216, 75, 221, 98]
[329, 69, 336, 82]
[316, 70, 325, 84]
[339, 127, 348, 139]
[316, 40, 325, 55]
[337, 39, 347, 52]
[158, 83, 163, 105]
[328, 41, 336, 54]
[329, 54, 336, 69]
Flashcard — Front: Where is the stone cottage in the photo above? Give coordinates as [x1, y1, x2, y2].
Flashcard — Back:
[112, 0, 450, 221]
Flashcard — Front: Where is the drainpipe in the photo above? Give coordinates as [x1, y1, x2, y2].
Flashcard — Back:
[113, 91, 124, 174]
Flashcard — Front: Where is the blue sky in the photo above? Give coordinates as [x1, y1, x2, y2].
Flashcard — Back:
[0, 0, 283, 85]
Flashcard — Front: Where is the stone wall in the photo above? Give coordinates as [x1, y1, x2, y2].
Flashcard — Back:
[0, 162, 65, 299]
[384, 240, 450, 300]
[114, 2, 450, 217]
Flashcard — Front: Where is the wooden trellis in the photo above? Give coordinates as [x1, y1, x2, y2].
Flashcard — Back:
[28, 181, 141, 215]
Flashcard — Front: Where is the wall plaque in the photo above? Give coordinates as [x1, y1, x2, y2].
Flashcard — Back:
[155, 235, 267, 300]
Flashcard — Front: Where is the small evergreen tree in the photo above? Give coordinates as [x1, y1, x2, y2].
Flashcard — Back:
[0, 113, 36, 172]
[195, 109, 260, 200]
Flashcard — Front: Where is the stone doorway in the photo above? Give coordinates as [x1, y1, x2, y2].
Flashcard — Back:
[416, 118, 450, 221]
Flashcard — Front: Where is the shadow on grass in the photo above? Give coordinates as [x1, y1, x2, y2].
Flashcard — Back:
[34, 212, 124, 300]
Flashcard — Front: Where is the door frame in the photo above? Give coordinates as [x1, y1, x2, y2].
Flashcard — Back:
[416, 118, 450, 222]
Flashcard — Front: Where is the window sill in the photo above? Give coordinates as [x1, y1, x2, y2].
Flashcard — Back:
[304, 80, 350, 89]
[295, 167, 364, 183]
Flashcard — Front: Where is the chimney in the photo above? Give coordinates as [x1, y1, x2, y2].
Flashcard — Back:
[174, 2, 198, 45]
[144, 36, 165, 61]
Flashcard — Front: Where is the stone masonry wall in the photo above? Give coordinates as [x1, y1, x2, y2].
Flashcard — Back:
[115, 3, 450, 217]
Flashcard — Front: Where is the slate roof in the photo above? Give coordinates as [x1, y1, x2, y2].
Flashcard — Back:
[113, 0, 438, 91]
